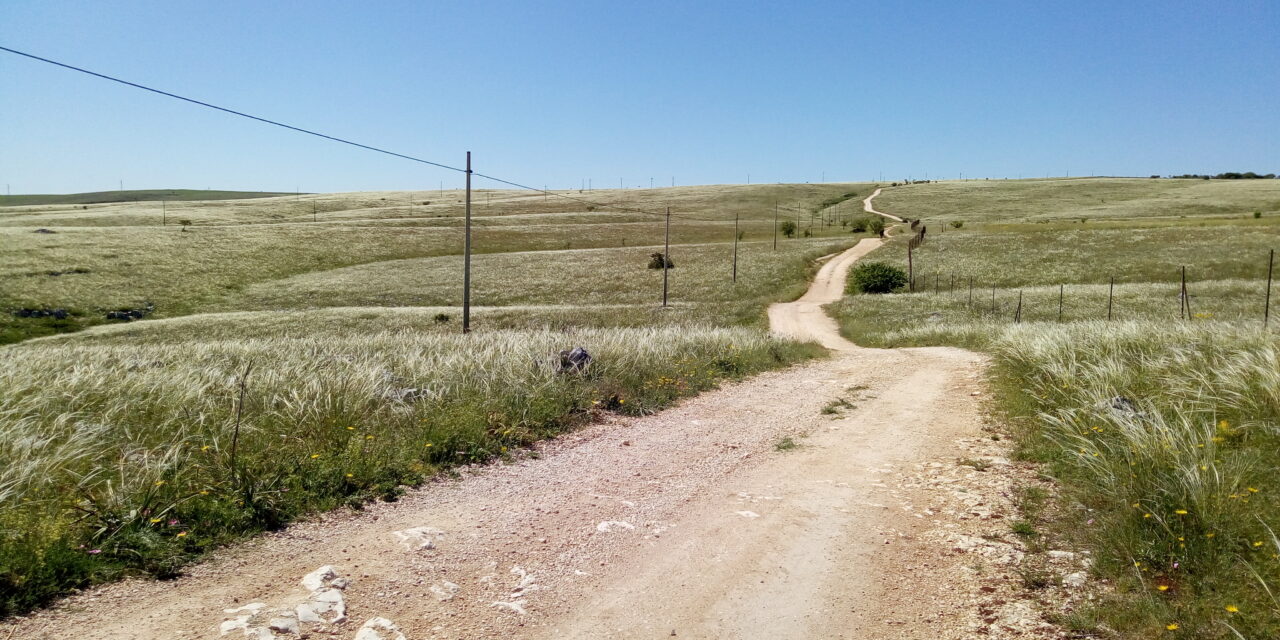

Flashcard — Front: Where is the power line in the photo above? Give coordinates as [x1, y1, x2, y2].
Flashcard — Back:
[0, 45, 677, 218]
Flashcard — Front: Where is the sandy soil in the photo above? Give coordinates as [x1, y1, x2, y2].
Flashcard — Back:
[2, 194, 1071, 640]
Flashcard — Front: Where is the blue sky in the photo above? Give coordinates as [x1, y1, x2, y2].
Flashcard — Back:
[2, 0, 1277, 194]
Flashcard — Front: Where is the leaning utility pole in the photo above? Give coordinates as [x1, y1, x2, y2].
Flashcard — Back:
[463, 151, 473, 333]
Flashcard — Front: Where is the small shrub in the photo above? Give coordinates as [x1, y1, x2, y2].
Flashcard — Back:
[432, 313, 450, 324]
[803, 229, 812, 238]
[780, 221, 796, 238]
[867, 217, 885, 236]
[775, 436, 798, 451]
[950, 220, 964, 229]
[847, 262, 907, 294]
[647, 253, 673, 269]
[849, 217, 868, 233]
[1254, 211, 1262, 219]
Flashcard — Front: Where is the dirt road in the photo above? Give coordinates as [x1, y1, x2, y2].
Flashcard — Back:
[4, 198, 1061, 639]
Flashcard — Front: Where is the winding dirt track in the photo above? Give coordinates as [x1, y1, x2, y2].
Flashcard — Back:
[3, 193, 1044, 640]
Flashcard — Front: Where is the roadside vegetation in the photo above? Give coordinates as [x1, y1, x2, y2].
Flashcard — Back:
[0, 182, 875, 615]
[835, 177, 1280, 637]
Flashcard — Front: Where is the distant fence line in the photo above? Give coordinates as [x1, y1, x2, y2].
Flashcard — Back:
[901, 248, 1276, 328]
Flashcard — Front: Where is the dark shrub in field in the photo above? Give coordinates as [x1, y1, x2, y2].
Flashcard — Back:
[847, 262, 907, 294]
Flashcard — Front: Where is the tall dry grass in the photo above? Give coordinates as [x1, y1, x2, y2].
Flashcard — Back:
[992, 322, 1280, 637]
[0, 326, 821, 615]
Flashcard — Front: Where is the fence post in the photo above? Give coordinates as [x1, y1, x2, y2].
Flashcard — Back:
[1180, 266, 1187, 320]
[1266, 249, 1275, 328]
[908, 244, 914, 292]
[968, 277, 974, 309]
[935, 272, 940, 295]
[1058, 284, 1064, 322]
[991, 285, 996, 314]
[1014, 290, 1023, 323]
[1183, 268, 1192, 320]
[1107, 276, 1114, 321]
[773, 202, 778, 250]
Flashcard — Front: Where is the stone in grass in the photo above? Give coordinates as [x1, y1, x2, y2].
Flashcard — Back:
[556, 347, 592, 374]
[647, 252, 674, 269]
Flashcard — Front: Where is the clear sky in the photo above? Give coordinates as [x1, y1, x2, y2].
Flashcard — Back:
[2, 0, 1277, 194]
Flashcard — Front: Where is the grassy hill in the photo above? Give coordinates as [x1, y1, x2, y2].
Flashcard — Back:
[833, 177, 1280, 638]
[0, 181, 879, 615]
[0, 189, 296, 207]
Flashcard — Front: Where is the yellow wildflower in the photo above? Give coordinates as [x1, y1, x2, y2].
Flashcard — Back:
[150, 517, 162, 523]
[1175, 509, 1188, 515]
[1157, 585, 1169, 591]
[1225, 605, 1239, 613]
[176, 531, 188, 538]
[310, 454, 321, 459]
[1248, 487, 1259, 493]
[1166, 623, 1179, 630]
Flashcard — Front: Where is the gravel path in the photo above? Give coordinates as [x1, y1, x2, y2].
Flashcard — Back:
[2, 191, 1071, 639]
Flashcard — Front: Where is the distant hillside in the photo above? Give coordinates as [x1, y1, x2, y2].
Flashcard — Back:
[0, 189, 298, 207]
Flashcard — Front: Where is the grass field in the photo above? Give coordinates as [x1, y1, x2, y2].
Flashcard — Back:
[1, 183, 876, 343]
[0, 188, 296, 207]
[835, 177, 1280, 637]
[0, 182, 878, 615]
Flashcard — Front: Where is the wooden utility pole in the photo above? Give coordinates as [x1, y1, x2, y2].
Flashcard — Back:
[463, 151, 473, 334]
[732, 212, 739, 283]
[662, 208, 671, 307]
[1058, 284, 1064, 322]
[312, 201, 317, 223]
[162, 200, 166, 226]
[773, 202, 779, 250]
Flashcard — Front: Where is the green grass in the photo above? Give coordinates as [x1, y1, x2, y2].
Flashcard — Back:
[0, 325, 822, 616]
[0, 182, 877, 615]
[835, 178, 1280, 637]
[991, 322, 1280, 638]
[0, 189, 297, 207]
[875, 177, 1280, 224]
[0, 183, 878, 343]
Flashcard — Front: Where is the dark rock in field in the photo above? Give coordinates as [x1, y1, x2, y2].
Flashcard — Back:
[106, 303, 155, 322]
[556, 347, 592, 374]
[33, 228, 56, 234]
[46, 268, 90, 277]
[13, 307, 71, 319]
[1102, 395, 1149, 420]
[648, 253, 673, 269]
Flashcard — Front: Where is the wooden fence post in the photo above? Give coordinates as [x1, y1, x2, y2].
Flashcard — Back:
[1107, 276, 1114, 321]
[1266, 249, 1275, 328]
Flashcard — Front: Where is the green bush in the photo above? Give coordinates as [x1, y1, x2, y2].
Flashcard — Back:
[867, 217, 886, 236]
[780, 220, 796, 238]
[847, 262, 907, 294]
[849, 217, 869, 233]
[950, 220, 964, 229]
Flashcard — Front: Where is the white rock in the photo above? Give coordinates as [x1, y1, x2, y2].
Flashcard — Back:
[295, 603, 322, 624]
[308, 587, 347, 623]
[735, 511, 761, 518]
[392, 526, 443, 552]
[219, 618, 250, 635]
[491, 600, 528, 615]
[1047, 550, 1078, 562]
[300, 565, 338, 592]
[267, 615, 299, 634]
[429, 581, 460, 602]
[596, 520, 635, 532]
[354, 617, 406, 640]
[1062, 571, 1088, 588]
